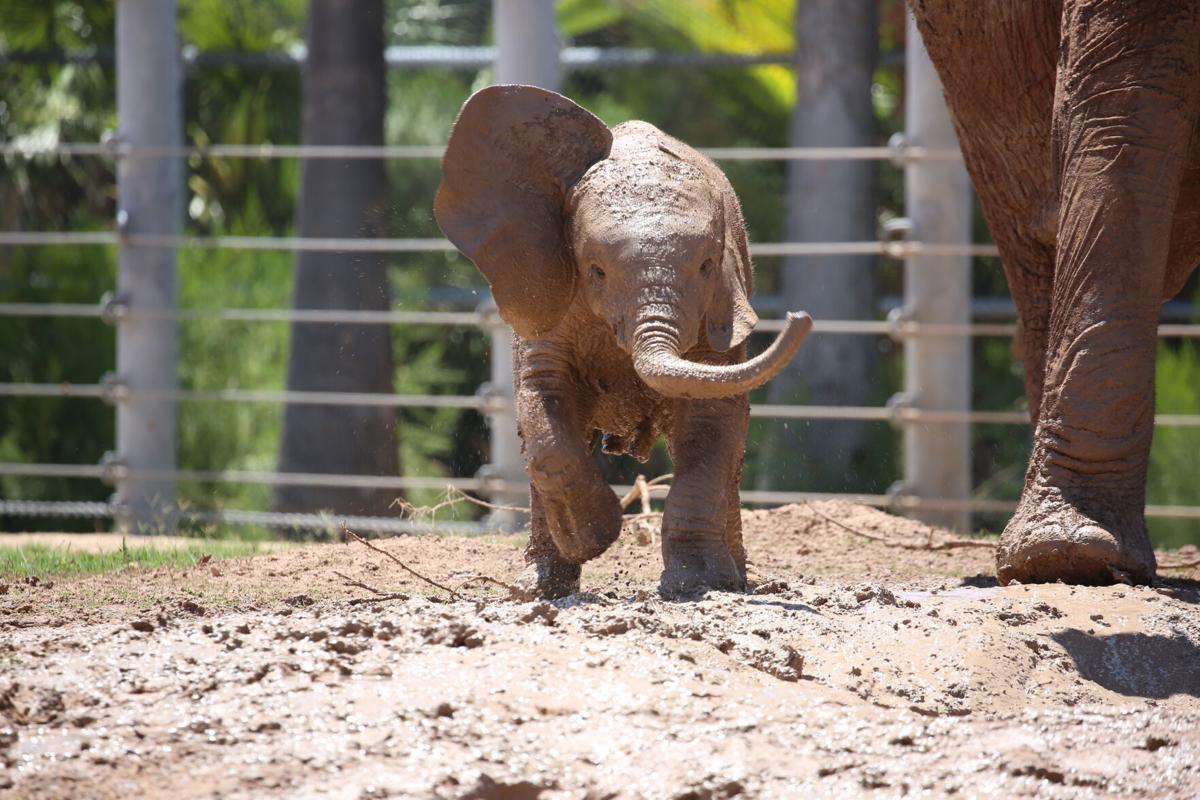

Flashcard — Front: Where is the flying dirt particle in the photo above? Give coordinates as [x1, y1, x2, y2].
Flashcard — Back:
[130, 619, 155, 633]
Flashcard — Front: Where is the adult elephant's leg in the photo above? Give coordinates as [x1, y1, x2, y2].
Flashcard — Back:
[517, 340, 622, 597]
[910, 0, 1061, 422]
[999, 0, 1200, 585]
[659, 393, 750, 597]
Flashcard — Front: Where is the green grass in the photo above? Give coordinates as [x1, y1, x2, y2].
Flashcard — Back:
[0, 539, 270, 580]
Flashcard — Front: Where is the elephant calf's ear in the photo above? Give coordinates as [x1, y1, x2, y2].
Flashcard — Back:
[434, 85, 613, 339]
[705, 193, 759, 352]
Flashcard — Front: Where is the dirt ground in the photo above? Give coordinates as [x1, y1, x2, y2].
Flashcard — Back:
[2, 502, 1199, 799]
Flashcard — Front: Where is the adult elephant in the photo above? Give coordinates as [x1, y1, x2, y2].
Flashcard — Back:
[909, 0, 1200, 585]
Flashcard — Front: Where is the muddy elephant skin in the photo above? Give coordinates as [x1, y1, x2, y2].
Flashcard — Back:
[435, 85, 812, 598]
[911, 0, 1200, 585]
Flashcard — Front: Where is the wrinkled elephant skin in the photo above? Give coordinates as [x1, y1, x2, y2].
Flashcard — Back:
[435, 85, 811, 598]
[911, 0, 1200, 585]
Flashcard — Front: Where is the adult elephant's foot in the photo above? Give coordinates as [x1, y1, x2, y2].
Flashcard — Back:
[659, 539, 746, 599]
[521, 554, 582, 600]
[528, 449, 622, 564]
[997, 487, 1156, 586]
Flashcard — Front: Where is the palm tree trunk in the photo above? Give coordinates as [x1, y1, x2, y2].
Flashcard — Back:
[762, 0, 879, 492]
[274, 0, 399, 517]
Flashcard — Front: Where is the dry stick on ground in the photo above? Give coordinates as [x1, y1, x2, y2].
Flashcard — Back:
[802, 500, 996, 552]
[390, 486, 530, 522]
[345, 592, 412, 605]
[332, 569, 391, 597]
[341, 523, 465, 601]
[454, 573, 533, 601]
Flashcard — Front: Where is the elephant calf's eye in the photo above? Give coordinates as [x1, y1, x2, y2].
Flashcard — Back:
[589, 264, 606, 282]
[700, 259, 714, 277]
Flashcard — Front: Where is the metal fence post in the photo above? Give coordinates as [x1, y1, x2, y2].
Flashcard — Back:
[113, 0, 181, 533]
[901, 16, 971, 532]
[481, 0, 559, 527]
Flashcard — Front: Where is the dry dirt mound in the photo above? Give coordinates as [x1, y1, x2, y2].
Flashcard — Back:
[2, 502, 1199, 798]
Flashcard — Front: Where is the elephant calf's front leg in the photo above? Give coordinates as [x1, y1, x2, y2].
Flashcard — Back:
[659, 397, 749, 597]
[518, 347, 622, 597]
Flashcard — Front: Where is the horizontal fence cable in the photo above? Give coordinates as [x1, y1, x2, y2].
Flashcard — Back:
[3, 384, 1200, 428]
[175, 508, 488, 535]
[0, 140, 962, 162]
[0, 383, 495, 410]
[0, 230, 999, 258]
[6, 303, 1200, 341]
[0, 45, 807, 71]
[3, 490, 1199, 522]
[0, 500, 485, 535]
[0, 303, 485, 326]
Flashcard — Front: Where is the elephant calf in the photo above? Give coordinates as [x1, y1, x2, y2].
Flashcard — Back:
[435, 86, 811, 598]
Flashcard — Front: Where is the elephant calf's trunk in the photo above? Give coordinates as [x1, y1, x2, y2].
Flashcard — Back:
[633, 312, 813, 400]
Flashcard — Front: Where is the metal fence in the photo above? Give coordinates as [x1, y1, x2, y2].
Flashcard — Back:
[4, 0, 1200, 535]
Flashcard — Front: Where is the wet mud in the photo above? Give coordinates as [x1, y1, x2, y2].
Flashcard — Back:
[2, 502, 1199, 798]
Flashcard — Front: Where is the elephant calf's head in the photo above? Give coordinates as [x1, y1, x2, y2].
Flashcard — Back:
[435, 85, 811, 399]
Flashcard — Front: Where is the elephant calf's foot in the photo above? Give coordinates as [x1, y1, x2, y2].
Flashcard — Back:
[659, 541, 746, 599]
[530, 452, 623, 564]
[520, 553, 582, 600]
[997, 488, 1156, 586]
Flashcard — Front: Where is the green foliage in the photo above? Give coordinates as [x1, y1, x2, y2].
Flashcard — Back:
[1147, 339, 1200, 548]
[0, 538, 272, 579]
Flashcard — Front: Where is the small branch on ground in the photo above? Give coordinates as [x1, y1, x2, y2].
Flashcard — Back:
[341, 523, 465, 601]
[802, 500, 995, 552]
[332, 569, 391, 597]
[346, 592, 411, 605]
[455, 573, 533, 602]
